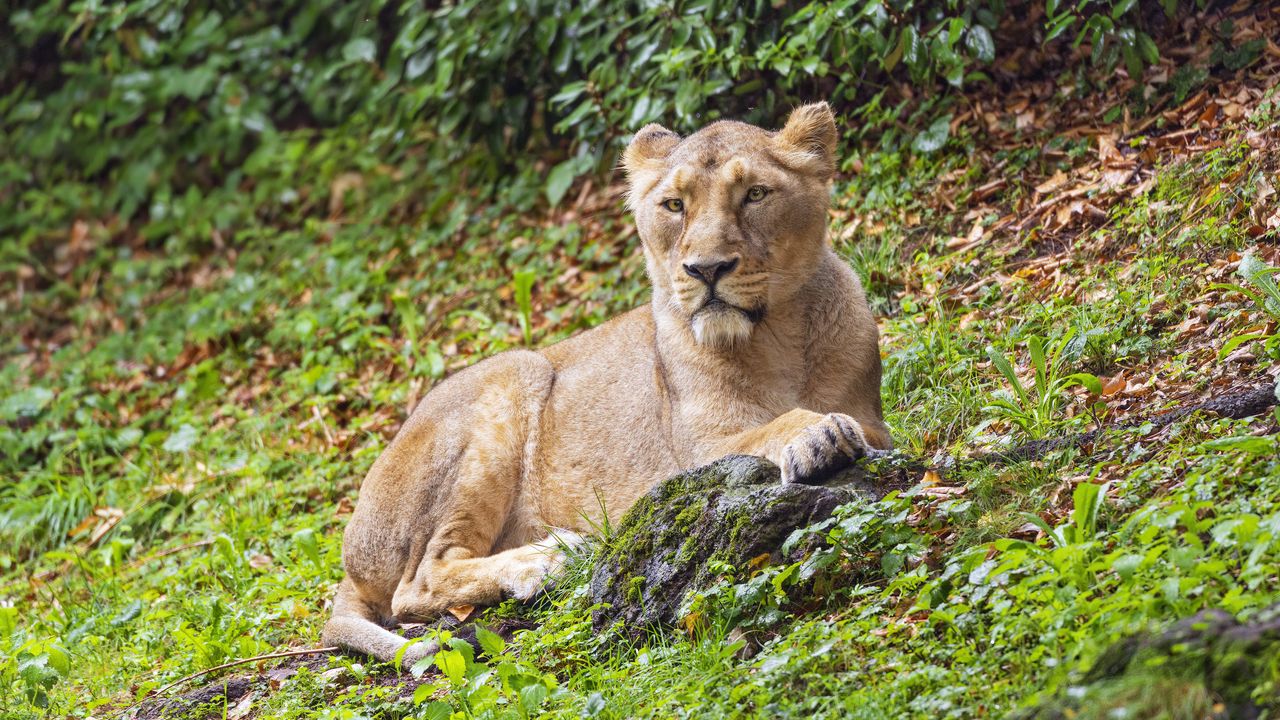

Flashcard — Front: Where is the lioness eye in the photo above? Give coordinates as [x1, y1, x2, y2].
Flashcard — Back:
[662, 198, 684, 213]
[745, 186, 768, 203]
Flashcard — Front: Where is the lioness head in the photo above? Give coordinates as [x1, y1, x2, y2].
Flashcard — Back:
[622, 102, 838, 350]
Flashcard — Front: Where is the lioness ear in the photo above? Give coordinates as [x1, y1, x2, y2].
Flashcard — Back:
[776, 102, 837, 176]
[622, 124, 680, 176]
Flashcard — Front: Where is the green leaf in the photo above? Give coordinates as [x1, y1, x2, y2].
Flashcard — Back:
[1111, 0, 1138, 18]
[1111, 553, 1143, 580]
[514, 268, 537, 345]
[585, 692, 607, 716]
[1028, 337, 1048, 391]
[162, 423, 200, 453]
[419, 700, 450, 719]
[986, 345, 1029, 406]
[1017, 512, 1056, 541]
[966, 25, 995, 63]
[519, 682, 549, 712]
[1203, 435, 1277, 455]
[343, 37, 376, 64]
[545, 158, 578, 206]
[214, 533, 239, 567]
[292, 528, 321, 566]
[475, 625, 506, 657]
[435, 647, 467, 687]
[1136, 31, 1160, 65]
[423, 343, 446, 378]
[550, 81, 587, 106]
[1072, 482, 1108, 540]
[2, 387, 54, 420]
[627, 94, 653, 128]
[1218, 331, 1264, 359]
[911, 114, 952, 154]
[1063, 372, 1102, 395]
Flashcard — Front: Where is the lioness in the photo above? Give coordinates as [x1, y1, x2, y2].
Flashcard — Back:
[323, 102, 892, 664]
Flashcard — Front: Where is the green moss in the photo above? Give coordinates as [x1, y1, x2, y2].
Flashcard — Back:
[672, 500, 706, 531]
[626, 575, 647, 604]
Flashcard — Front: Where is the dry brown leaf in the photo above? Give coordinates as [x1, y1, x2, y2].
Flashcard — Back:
[448, 604, 475, 622]
[919, 486, 966, 497]
[1101, 373, 1127, 397]
[87, 507, 124, 547]
[328, 172, 365, 217]
[1097, 134, 1122, 164]
[228, 691, 256, 720]
[1035, 171, 1070, 195]
[67, 513, 99, 538]
[1101, 168, 1134, 192]
[1123, 382, 1154, 398]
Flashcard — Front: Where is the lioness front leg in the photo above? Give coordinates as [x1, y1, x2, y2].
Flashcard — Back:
[720, 409, 871, 484]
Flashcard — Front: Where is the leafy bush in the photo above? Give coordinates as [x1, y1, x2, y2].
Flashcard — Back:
[2, 0, 1186, 226]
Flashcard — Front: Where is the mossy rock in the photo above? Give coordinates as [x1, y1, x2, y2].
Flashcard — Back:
[1011, 604, 1280, 720]
[588, 455, 880, 636]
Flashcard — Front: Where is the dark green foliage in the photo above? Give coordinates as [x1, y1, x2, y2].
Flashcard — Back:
[2, 0, 1182, 227]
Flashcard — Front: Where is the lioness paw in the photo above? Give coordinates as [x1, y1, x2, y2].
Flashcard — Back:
[499, 533, 578, 601]
[779, 413, 867, 485]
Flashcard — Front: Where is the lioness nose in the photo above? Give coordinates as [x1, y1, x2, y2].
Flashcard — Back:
[682, 257, 739, 285]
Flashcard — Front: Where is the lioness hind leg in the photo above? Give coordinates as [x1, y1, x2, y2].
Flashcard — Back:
[392, 532, 582, 618]
[323, 578, 439, 666]
[389, 353, 574, 619]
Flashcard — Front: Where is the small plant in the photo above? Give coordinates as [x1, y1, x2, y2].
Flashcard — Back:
[402, 627, 558, 719]
[984, 331, 1102, 439]
[513, 269, 537, 346]
[1019, 480, 1109, 550]
[1217, 253, 1280, 361]
[985, 480, 1110, 592]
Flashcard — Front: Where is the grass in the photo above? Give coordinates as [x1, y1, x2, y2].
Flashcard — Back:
[4, 74, 1280, 720]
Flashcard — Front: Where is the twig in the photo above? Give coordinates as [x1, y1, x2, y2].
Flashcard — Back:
[125, 538, 216, 570]
[107, 646, 338, 719]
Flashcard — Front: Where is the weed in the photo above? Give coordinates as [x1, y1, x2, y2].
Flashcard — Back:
[984, 331, 1101, 439]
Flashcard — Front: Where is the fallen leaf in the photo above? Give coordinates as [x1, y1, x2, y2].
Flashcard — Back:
[88, 507, 125, 547]
[448, 604, 475, 622]
[1101, 373, 1127, 397]
[1035, 171, 1069, 195]
[228, 691, 256, 720]
[919, 486, 966, 497]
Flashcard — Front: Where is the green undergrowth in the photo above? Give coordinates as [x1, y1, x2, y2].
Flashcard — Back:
[5, 54, 1280, 720]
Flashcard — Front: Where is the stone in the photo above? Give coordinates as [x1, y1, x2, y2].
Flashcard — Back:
[588, 455, 880, 637]
[1010, 602, 1280, 720]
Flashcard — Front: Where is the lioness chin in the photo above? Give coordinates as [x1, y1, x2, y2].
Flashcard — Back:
[324, 101, 892, 664]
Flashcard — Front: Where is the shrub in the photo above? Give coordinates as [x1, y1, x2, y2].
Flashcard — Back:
[1, 0, 1183, 225]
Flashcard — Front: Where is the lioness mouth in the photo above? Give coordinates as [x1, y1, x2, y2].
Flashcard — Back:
[698, 297, 765, 324]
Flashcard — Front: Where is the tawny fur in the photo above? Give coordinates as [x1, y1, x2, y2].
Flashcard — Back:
[323, 102, 892, 665]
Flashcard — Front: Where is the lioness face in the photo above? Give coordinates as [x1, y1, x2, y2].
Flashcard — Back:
[622, 103, 838, 349]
